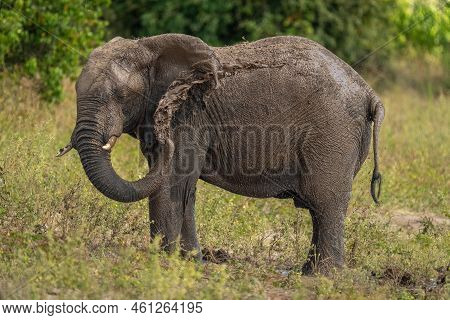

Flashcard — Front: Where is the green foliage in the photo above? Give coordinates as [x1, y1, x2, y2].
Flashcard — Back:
[106, 0, 448, 71]
[105, 0, 234, 45]
[393, 0, 449, 86]
[107, 0, 397, 66]
[394, 0, 449, 55]
[0, 0, 110, 102]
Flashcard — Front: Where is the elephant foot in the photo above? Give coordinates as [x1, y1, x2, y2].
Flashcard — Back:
[201, 248, 230, 264]
[180, 246, 203, 262]
[301, 257, 342, 276]
[301, 261, 315, 275]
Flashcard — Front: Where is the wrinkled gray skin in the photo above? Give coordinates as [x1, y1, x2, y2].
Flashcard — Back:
[60, 34, 384, 274]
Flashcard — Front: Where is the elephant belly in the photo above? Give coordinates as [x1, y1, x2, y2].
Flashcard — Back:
[200, 172, 299, 199]
[200, 137, 302, 198]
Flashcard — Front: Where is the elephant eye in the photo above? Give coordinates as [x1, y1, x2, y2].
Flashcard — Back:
[113, 86, 127, 101]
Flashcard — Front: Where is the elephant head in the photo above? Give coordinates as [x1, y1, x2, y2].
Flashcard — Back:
[57, 34, 221, 202]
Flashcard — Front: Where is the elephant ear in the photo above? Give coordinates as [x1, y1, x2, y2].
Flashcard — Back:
[140, 34, 220, 104]
[139, 34, 222, 144]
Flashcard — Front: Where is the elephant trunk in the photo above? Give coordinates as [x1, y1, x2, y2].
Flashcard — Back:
[75, 119, 172, 203]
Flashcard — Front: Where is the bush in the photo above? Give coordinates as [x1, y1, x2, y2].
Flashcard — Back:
[394, 0, 449, 55]
[0, 0, 110, 102]
[106, 0, 397, 68]
[393, 0, 449, 85]
[106, 0, 448, 72]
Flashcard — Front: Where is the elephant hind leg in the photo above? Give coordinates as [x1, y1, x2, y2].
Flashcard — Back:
[300, 180, 351, 274]
[302, 206, 346, 275]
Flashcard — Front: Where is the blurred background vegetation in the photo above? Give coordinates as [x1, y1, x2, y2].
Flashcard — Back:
[0, 0, 448, 101]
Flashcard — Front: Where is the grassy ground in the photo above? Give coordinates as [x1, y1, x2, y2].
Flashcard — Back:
[0, 62, 448, 299]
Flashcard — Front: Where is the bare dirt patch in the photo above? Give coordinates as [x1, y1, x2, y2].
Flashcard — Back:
[390, 209, 450, 232]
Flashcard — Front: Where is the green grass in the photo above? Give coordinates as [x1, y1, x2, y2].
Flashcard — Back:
[0, 64, 448, 299]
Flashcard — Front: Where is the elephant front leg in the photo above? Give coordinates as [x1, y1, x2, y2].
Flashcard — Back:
[148, 180, 201, 259]
[179, 185, 202, 260]
[148, 188, 183, 252]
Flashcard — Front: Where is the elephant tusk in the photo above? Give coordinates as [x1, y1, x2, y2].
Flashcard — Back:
[102, 136, 118, 151]
[56, 143, 73, 157]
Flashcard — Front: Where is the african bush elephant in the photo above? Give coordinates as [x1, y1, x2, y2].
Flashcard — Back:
[58, 34, 384, 274]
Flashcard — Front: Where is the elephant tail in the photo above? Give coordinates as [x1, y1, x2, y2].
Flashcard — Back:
[369, 97, 385, 204]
